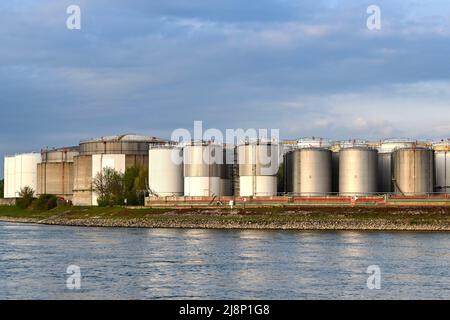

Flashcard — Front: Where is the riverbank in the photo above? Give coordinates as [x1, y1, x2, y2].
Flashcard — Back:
[1, 205, 450, 231]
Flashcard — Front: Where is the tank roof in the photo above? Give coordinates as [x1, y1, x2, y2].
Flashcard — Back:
[80, 134, 165, 144]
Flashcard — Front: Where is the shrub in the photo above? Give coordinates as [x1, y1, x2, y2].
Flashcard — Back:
[16, 186, 35, 209]
[32, 194, 58, 211]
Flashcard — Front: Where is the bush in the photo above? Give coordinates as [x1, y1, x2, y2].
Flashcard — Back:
[32, 194, 58, 211]
[16, 186, 35, 209]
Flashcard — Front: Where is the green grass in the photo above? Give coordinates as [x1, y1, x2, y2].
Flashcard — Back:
[1, 205, 450, 226]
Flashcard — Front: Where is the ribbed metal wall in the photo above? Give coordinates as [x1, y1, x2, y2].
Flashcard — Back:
[435, 151, 450, 194]
[284, 148, 332, 196]
[392, 148, 434, 195]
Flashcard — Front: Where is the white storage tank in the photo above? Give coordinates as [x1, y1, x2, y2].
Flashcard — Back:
[183, 142, 226, 197]
[4, 156, 16, 198]
[238, 142, 280, 197]
[148, 145, 184, 196]
[3, 153, 41, 198]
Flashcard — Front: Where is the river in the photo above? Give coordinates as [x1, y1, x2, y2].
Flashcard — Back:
[1, 222, 449, 299]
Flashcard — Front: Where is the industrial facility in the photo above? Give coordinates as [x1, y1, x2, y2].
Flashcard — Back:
[37, 147, 79, 201]
[2, 135, 450, 206]
[72, 134, 166, 205]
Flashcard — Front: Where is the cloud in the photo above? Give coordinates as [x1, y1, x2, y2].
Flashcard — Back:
[1, 1, 450, 177]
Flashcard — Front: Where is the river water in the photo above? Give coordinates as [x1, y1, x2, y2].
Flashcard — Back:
[0, 222, 449, 299]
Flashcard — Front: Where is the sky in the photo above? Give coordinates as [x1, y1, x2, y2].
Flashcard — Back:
[1, 0, 450, 177]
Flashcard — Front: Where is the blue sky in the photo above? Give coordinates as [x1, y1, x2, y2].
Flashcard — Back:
[1, 0, 450, 177]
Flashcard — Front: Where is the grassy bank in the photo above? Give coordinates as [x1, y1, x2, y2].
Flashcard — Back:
[1, 205, 450, 231]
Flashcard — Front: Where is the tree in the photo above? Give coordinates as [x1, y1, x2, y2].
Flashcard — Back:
[16, 186, 35, 209]
[123, 166, 148, 206]
[0, 179, 4, 198]
[92, 167, 124, 207]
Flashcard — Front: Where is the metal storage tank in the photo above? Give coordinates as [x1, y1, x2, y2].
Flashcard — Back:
[3, 153, 41, 198]
[222, 146, 234, 196]
[284, 148, 332, 196]
[72, 134, 165, 206]
[331, 150, 339, 194]
[37, 147, 79, 200]
[339, 147, 378, 196]
[433, 141, 450, 194]
[148, 145, 184, 197]
[238, 142, 279, 197]
[3, 156, 16, 198]
[377, 139, 416, 193]
[392, 147, 434, 195]
[183, 142, 227, 197]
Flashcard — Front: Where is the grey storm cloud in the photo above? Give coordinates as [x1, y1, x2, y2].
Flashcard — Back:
[1, 0, 450, 176]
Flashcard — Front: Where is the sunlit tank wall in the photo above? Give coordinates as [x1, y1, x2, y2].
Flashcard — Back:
[392, 147, 434, 195]
[3, 153, 41, 198]
[433, 142, 450, 194]
[377, 139, 416, 193]
[284, 148, 332, 196]
[183, 142, 226, 197]
[339, 147, 378, 196]
[37, 147, 79, 200]
[148, 146, 184, 197]
[3, 156, 16, 198]
[72, 135, 165, 206]
[238, 142, 279, 197]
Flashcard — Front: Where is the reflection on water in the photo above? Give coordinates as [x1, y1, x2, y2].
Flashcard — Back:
[0, 222, 449, 299]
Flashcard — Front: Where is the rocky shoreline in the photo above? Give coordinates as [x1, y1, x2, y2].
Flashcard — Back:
[2, 215, 450, 231]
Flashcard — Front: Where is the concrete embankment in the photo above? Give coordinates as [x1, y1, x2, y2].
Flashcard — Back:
[1, 206, 450, 231]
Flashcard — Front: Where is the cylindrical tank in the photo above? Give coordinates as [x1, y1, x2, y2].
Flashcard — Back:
[331, 150, 339, 194]
[284, 148, 332, 196]
[148, 145, 184, 197]
[37, 147, 79, 200]
[238, 142, 279, 197]
[222, 146, 234, 196]
[433, 142, 450, 194]
[392, 147, 434, 195]
[3, 153, 41, 198]
[72, 134, 165, 205]
[3, 156, 16, 198]
[377, 139, 416, 193]
[339, 147, 378, 196]
[183, 142, 226, 197]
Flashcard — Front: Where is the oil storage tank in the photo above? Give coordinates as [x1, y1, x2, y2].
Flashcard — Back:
[238, 141, 279, 197]
[3, 156, 16, 198]
[392, 147, 434, 195]
[148, 145, 184, 197]
[339, 146, 377, 196]
[284, 147, 332, 196]
[37, 147, 79, 200]
[377, 139, 415, 193]
[222, 146, 234, 196]
[183, 142, 228, 197]
[433, 141, 450, 194]
[3, 153, 41, 198]
[73, 134, 165, 206]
